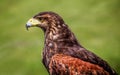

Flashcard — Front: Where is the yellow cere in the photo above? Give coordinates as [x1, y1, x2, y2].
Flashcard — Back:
[28, 18, 41, 26]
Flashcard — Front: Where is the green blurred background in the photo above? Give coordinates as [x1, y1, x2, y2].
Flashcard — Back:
[0, 0, 120, 75]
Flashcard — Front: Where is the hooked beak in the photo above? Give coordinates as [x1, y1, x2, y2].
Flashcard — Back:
[26, 18, 41, 30]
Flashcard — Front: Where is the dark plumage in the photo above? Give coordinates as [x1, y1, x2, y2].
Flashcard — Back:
[26, 11, 117, 75]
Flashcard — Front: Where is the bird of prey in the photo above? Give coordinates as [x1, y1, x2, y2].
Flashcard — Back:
[26, 11, 117, 75]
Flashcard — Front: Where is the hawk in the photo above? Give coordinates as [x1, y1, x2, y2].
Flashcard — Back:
[26, 11, 117, 75]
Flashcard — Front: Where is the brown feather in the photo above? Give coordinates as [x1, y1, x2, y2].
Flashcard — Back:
[27, 11, 117, 75]
[49, 54, 109, 75]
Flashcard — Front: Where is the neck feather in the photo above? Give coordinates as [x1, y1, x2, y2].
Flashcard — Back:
[42, 24, 80, 70]
[45, 24, 79, 47]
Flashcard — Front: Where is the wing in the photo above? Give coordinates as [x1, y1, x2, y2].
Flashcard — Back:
[49, 54, 109, 75]
[59, 47, 117, 75]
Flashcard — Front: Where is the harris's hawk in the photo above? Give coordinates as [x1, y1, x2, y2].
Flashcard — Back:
[26, 11, 117, 75]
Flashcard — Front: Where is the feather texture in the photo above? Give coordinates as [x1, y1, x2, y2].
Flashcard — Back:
[26, 11, 117, 75]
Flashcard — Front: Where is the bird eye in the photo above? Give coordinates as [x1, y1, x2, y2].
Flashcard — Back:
[39, 17, 48, 22]
[38, 17, 42, 21]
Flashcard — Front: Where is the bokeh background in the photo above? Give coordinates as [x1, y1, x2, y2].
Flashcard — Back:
[0, 0, 120, 75]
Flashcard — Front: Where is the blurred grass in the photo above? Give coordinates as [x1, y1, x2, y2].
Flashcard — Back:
[0, 0, 120, 75]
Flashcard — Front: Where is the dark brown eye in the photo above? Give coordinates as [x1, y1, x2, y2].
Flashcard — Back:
[41, 17, 48, 20]
[38, 17, 43, 20]
[38, 17, 44, 20]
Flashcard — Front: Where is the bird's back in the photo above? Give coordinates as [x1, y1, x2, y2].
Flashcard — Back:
[61, 46, 117, 75]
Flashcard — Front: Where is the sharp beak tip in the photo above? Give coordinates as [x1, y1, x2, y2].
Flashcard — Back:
[26, 25, 29, 31]
[26, 22, 32, 31]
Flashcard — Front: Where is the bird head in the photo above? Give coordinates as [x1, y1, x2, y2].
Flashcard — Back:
[26, 12, 64, 31]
